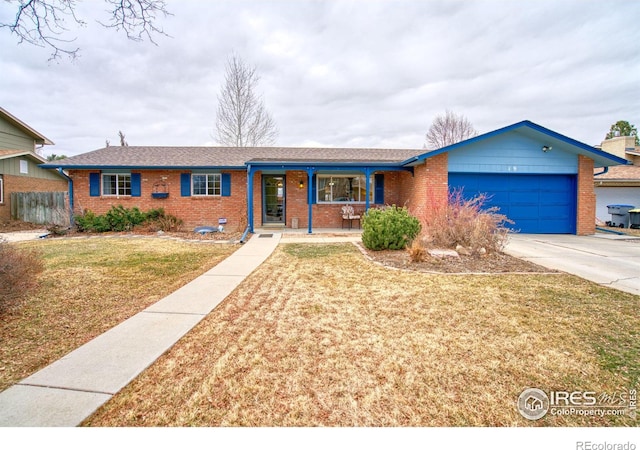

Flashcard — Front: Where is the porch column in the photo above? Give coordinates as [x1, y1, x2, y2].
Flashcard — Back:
[364, 167, 371, 212]
[247, 165, 254, 233]
[307, 167, 314, 234]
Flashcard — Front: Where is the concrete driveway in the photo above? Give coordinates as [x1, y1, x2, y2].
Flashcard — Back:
[504, 233, 640, 296]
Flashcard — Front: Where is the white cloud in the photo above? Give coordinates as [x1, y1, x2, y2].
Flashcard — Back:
[0, 0, 638, 155]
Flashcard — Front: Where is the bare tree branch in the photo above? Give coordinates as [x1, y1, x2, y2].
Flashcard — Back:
[215, 54, 278, 147]
[425, 110, 478, 149]
[1, 0, 83, 59]
[98, 0, 171, 44]
[0, 0, 170, 60]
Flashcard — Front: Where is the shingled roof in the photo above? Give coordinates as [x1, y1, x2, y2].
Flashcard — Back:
[41, 146, 421, 169]
[594, 164, 640, 185]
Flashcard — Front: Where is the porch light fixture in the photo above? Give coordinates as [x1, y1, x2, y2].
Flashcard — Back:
[542, 145, 552, 153]
[298, 180, 305, 189]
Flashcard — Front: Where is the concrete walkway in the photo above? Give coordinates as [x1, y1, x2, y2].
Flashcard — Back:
[504, 233, 640, 295]
[0, 229, 49, 242]
[0, 233, 281, 427]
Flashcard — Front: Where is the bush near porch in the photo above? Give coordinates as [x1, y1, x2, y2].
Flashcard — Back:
[361, 205, 421, 250]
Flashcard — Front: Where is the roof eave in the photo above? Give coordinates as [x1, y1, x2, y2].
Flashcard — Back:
[2, 150, 47, 164]
[0, 107, 54, 145]
[401, 120, 630, 167]
[39, 164, 247, 170]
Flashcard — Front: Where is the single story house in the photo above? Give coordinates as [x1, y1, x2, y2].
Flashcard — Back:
[0, 107, 69, 222]
[594, 135, 640, 222]
[43, 120, 628, 235]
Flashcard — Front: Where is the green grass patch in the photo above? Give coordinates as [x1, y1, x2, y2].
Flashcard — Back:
[282, 243, 357, 259]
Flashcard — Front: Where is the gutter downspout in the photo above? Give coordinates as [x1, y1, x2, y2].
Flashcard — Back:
[57, 168, 74, 226]
[594, 167, 609, 176]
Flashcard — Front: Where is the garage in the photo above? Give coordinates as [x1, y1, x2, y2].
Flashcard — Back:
[448, 172, 577, 234]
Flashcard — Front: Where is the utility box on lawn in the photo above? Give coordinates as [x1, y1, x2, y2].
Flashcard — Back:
[606, 204, 635, 228]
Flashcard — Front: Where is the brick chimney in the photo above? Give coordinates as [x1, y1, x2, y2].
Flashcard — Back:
[599, 136, 637, 162]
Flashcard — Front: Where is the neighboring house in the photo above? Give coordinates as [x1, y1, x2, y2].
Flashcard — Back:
[0, 108, 68, 222]
[594, 135, 640, 222]
[43, 120, 627, 235]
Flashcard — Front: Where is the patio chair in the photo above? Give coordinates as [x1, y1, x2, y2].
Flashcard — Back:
[341, 205, 361, 229]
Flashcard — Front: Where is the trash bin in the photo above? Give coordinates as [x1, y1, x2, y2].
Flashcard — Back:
[606, 204, 635, 228]
[629, 209, 640, 229]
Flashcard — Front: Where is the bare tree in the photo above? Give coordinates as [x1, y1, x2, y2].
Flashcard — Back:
[1, 0, 171, 60]
[425, 110, 478, 149]
[118, 130, 128, 146]
[215, 54, 278, 147]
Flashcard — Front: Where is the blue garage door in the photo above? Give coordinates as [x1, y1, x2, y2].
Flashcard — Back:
[448, 173, 577, 234]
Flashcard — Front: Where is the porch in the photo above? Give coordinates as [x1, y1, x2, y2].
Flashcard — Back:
[247, 163, 412, 234]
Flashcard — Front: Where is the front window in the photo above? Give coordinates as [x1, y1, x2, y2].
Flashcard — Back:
[102, 173, 131, 196]
[317, 175, 373, 203]
[192, 174, 221, 196]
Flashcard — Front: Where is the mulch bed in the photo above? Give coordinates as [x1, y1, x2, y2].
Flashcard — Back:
[357, 243, 556, 274]
[57, 230, 243, 242]
[1, 220, 244, 242]
[0, 220, 45, 232]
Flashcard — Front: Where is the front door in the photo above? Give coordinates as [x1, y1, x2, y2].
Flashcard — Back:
[262, 175, 285, 225]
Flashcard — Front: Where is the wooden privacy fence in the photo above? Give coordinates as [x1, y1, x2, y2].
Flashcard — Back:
[10, 192, 69, 226]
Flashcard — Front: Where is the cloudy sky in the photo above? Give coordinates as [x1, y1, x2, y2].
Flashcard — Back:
[1, 0, 639, 157]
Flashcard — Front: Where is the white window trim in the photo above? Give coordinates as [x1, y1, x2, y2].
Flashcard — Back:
[0, 176, 3, 204]
[192, 173, 222, 197]
[102, 173, 132, 197]
[19, 159, 28, 174]
[316, 174, 374, 204]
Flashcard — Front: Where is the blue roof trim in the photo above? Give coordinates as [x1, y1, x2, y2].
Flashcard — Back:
[401, 120, 629, 167]
[247, 161, 411, 172]
[39, 164, 246, 170]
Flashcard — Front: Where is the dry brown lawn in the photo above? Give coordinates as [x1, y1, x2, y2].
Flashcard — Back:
[0, 237, 236, 391]
[85, 243, 638, 427]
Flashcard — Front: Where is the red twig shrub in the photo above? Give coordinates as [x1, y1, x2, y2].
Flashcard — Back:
[420, 189, 513, 254]
[0, 240, 44, 312]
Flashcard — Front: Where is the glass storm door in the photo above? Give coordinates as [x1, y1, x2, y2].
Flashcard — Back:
[262, 175, 285, 224]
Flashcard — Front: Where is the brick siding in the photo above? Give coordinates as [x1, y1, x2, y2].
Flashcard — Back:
[577, 155, 596, 235]
[399, 153, 449, 227]
[70, 170, 247, 231]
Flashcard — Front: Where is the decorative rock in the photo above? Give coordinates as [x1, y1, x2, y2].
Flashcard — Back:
[455, 244, 471, 256]
[429, 249, 460, 258]
[477, 247, 487, 256]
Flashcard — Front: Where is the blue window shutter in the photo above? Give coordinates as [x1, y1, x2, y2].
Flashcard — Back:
[221, 173, 231, 196]
[131, 173, 141, 197]
[374, 174, 384, 204]
[89, 173, 100, 197]
[307, 174, 317, 204]
[180, 173, 191, 197]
